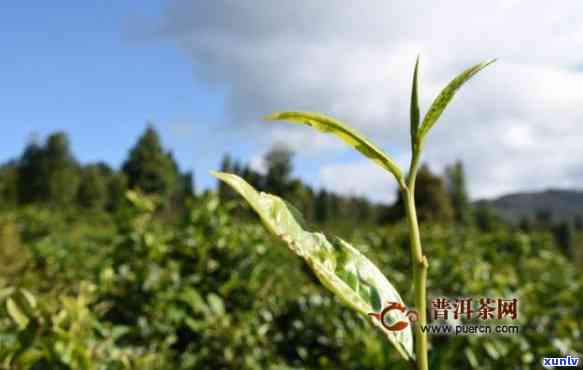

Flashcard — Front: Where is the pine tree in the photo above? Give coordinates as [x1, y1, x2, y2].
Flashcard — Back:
[0, 161, 19, 206]
[475, 204, 498, 232]
[17, 140, 47, 204]
[218, 154, 235, 200]
[391, 164, 454, 223]
[354, 196, 372, 223]
[182, 171, 195, 197]
[315, 189, 330, 224]
[553, 221, 575, 257]
[122, 125, 179, 198]
[77, 164, 108, 209]
[106, 173, 128, 212]
[263, 144, 293, 196]
[445, 160, 470, 225]
[287, 180, 315, 221]
[16, 132, 80, 206]
[44, 132, 80, 205]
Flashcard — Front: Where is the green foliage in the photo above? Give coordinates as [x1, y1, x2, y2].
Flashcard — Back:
[263, 144, 294, 196]
[15, 132, 82, 206]
[226, 58, 497, 370]
[416, 59, 496, 141]
[122, 126, 180, 198]
[0, 161, 19, 206]
[106, 172, 129, 212]
[445, 161, 471, 225]
[77, 164, 109, 209]
[0, 126, 194, 216]
[387, 165, 454, 223]
[2, 57, 581, 370]
[266, 112, 403, 183]
[45, 132, 81, 206]
[216, 151, 387, 232]
[412, 166, 454, 222]
[475, 205, 502, 232]
[212, 171, 414, 361]
[0, 191, 581, 369]
[314, 190, 330, 225]
[410, 56, 421, 150]
[553, 221, 575, 257]
[1, 282, 166, 369]
[18, 141, 51, 204]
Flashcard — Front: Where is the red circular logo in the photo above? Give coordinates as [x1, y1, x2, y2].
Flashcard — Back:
[368, 302, 418, 331]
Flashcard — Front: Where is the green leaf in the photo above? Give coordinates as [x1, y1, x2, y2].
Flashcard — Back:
[418, 59, 496, 139]
[179, 288, 208, 313]
[211, 171, 414, 361]
[265, 112, 403, 182]
[126, 190, 156, 212]
[19, 289, 37, 310]
[6, 298, 29, 330]
[465, 347, 479, 368]
[410, 55, 421, 150]
[15, 348, 45, 366]
[0, 287, 15, 301]
[207, 293, 225, 316]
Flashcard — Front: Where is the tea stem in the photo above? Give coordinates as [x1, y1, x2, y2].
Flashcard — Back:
[402, 146, 428, 370]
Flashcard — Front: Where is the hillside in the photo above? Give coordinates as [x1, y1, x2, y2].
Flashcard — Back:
[477, 189, 583, 222]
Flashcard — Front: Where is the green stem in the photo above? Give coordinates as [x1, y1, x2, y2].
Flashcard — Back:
[402, 145, 429, 370]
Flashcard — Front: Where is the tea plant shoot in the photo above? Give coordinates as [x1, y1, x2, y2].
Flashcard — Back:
[213, 56, 495, 370]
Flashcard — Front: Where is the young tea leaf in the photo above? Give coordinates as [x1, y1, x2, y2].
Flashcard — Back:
[211, 171, 414, 361]
[265, 112, 403, 183]
[410, 56, 421, 150]
[418, 59, 496, 139]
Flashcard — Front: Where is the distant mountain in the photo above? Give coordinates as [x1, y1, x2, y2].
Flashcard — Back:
[476, 189, 583, 223]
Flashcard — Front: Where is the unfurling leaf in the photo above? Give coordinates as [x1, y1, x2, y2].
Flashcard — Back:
[410, 55, 421, 150]
[211, 171, 414, 361]
[418, 59, 496, 139]
[265, 112, 403, 183]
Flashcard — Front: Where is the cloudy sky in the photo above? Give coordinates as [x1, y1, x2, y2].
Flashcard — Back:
[2, 1, 583, 202]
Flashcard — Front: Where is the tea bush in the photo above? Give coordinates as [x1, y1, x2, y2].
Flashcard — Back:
[0, 193, 581, 369]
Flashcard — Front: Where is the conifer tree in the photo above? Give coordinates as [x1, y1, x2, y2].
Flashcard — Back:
[390, 164, 454, 223]
[445, 160, 471, 224]
[44, 132, 80, 205]
[263, 144, 293, 196]
[77, 164, 108, 209]
[122, 125, 179, 198]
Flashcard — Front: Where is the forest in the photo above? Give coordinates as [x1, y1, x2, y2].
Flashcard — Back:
[0, 127, 582, 369]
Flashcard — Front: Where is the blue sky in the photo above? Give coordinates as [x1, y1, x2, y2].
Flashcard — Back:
[1, 2, 231, 192]
[2, 1, 583, 201]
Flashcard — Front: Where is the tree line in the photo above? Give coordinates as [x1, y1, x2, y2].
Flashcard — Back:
[218, 144, 479, 229]
[0, 125, 578, 237]
[217, 143, 581, 258]
[0, 125, 580, 259]
[0, 126, 493, 227]
[0, 126, 193, 212]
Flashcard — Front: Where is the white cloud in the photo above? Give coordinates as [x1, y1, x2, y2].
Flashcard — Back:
[319, 160, 398, 204]
[248, 154, 267, 175]
[269, 126, 344, 154]
[145, 0, 583, 199]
